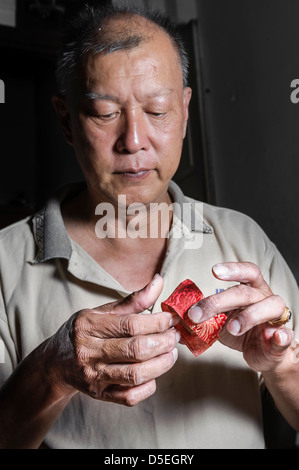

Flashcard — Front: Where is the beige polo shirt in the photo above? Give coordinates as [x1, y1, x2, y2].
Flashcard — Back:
[0, 181, 298, 449]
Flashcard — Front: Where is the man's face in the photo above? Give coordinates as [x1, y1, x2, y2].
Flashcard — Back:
[63, 29, 191, 207]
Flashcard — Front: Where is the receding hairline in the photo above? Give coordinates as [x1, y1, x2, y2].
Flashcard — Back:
[55, 5, 189, 96]
[75, 13, 185, 97]
[85, 12, 182, 67]
[97, 11, 160, 37]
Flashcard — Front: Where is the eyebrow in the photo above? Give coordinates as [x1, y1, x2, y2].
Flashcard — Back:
[83, 93, 120, 103]
[83, 88, 174, 102]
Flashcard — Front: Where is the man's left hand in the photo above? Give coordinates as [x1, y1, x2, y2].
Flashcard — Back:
[188, 262, 295, 372]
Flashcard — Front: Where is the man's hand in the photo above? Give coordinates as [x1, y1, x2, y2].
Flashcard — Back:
[187, 262, 295, 372]
[48, 274, 179, 407]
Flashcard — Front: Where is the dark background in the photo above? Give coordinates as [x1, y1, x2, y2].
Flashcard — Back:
[196, 0, 299, 286]
[1, 0, 298, 286]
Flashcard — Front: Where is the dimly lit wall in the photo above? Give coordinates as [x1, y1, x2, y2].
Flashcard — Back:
[195, 0, 299, 282]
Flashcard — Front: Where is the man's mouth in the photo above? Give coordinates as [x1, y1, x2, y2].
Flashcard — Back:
[123, 170, 148, 176]
[114, 169, 152, 180]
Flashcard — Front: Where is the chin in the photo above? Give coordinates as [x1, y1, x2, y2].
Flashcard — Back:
[91, 174, 171, 207]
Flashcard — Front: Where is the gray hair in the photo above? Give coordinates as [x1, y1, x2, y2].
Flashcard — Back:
[55, 3, 189, 96]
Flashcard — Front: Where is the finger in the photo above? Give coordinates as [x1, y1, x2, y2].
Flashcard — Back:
[262, 325, 294, 352]
[212, 262, 272, 294]
[100, 380, 157, 406]
[74, 310, 177, 340]
[225, 295, 286, 336]
[99, 328, 181, 363]
[94, 274, 164, 316]
[188, 282, 266, 323]
[259, 326, 295, 370]
[99, 349, 178, 387]
[79, 328, 180, 363]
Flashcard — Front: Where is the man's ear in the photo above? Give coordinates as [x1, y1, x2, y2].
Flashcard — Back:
[182, 87, 192, 139]
[52, 95, 73, 146]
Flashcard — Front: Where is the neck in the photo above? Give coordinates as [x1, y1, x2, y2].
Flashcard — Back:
[61, 187, 173, 290]
[62, 187, 174, 248]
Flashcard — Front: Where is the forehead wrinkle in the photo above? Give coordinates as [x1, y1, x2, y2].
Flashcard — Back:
[84, 52, 156, 87]
[145, 88, 174, 99]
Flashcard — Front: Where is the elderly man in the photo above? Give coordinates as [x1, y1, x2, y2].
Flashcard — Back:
[0, 4, 298, 449]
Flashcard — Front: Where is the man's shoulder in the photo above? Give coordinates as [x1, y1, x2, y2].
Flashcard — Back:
[186, 196, 275, 256]
[0, 216, 35, 262]
[0, 215, 33, 238]
[188, 196, 266, 234]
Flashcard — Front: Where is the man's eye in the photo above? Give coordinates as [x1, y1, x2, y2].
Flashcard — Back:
[150, 112, 167, 118]
[99, 112, 118, 120]
[89, 110, 119, 120]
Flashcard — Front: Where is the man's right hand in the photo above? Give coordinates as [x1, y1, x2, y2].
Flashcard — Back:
[48, 274, 180, 406]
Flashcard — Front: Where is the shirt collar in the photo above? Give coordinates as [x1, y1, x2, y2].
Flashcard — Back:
[31, 180, 213, 264]
[168, 181, 213, 234]
[32, 183, 84, 264]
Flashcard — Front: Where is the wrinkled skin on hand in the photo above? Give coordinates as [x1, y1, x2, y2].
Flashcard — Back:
[45, 274, 179, 407]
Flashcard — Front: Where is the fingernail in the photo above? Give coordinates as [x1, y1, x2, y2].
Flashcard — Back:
[172, 347, 178, 362]
[151, 273, 161, 285]
[277, 329, 288, 346]
[175, 330, 181, 343]
[228, 319, 241, 336]
[213, 264, 230, 278]
[188, 305, 203, 323]
[169, 314, 180, 327]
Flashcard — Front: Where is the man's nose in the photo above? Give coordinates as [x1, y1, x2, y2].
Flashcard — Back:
[116, 111, 149, 154]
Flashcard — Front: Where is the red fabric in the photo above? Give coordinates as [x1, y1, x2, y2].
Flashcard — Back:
[161, 279, 227, 357]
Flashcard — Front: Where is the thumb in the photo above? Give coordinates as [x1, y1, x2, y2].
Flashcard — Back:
[261, 325, 294, 369]
[96, 274, 164, 315]
[263, 325, 294, 351]
[270, 327, 294, 352]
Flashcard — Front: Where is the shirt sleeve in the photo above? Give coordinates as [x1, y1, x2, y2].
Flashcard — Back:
[262, 240, 299, 337]
[0, 289, 18, 387]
